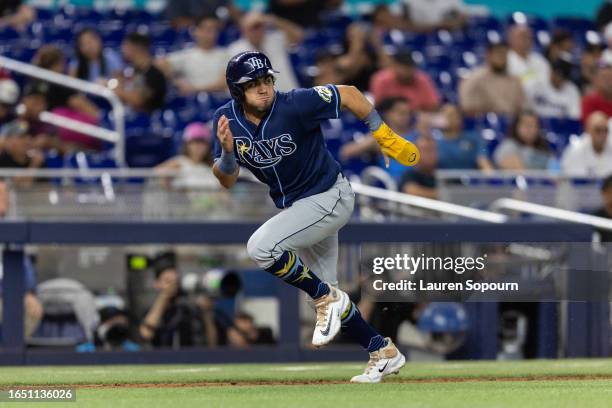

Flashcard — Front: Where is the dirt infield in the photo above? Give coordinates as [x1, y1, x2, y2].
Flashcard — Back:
[7, 374, 611, 389]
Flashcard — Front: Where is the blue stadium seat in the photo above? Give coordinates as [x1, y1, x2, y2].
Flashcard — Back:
[218, 25, 241, 46]
[552, 17, 595, 34]
[126, 135, 175, 167]
[44, 151, 65, 169]
[86, 152, 118, 168]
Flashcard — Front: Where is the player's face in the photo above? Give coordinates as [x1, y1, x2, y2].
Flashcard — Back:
[242, 76, 275, 113]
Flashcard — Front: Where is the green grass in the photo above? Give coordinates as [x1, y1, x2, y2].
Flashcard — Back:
[0, 359, 610, 408]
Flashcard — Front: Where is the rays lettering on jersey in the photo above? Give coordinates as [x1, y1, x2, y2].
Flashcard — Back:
[235, 134, 297, 168]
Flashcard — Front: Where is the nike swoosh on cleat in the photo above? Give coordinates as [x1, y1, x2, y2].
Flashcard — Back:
[378, 361, 389, 373]
[320, 314, 334, 336]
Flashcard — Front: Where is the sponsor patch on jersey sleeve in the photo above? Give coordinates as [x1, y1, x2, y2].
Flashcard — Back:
[313, 86, 333, 103]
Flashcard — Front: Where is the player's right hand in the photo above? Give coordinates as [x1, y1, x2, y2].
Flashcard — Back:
[217, 115, 234, 153]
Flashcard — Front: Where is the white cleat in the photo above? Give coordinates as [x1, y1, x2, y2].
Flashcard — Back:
[311, 284, 350, 347]
[350, 338, 406, 383]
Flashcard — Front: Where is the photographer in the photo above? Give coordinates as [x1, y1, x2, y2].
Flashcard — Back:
[77, 296, 140, 352]
[139, 255, 203, 348]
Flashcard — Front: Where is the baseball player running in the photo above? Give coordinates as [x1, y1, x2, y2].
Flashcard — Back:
[211, 51, 419, 383]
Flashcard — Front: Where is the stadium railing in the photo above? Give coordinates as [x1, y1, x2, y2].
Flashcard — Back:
[0, 169, 608, 364]
[0, 56, 126, 166]
[436, 170, 602, 211]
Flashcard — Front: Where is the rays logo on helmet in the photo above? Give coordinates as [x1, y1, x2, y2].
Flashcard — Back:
[313, 86, 333, 103]
[235, 134, 297, 168]
[246, 57, 266, 72]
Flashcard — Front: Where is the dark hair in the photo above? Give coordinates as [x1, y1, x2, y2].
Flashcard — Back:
[602, 174, 612, 192]
[153, 251, 177, 279]
[194, 13, 220, 27]
[486, 39, 508, 52]
[392, 48, 415, 67]
[33, 45, 65, 70]
[123, 32, 151, 50]
[550, 28, 573, 45]
[508, 111, 550, 152]
[376, 97, 409, 114]
[234, 311, 254, 322]
[181, 138, 213, 165]
[75, 28, 107, 81]
[550, 55, 573, 79]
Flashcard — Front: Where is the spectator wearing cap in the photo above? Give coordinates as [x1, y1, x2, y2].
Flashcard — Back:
[157, 15, 229, 96]
[228, 12, 304, 91]
[581, 58, 612, 123]
[561, 111, 612, 177]
[369, 48, 440, 111]
[459, 40, 525, 117]
[526, 55, 581, 120]
[0, 79, 18, 127]
[114, 32, 167, 113]
[507, 24, 551, 91]
[155, 122, 219, 189]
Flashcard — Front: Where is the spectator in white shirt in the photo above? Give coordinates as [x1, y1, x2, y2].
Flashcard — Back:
[157, 15, 229, 95]
[527, 55, 581, 120]
[561, 111, 612, 176]
[507, 24, 551, 91]
[228, 12, 304, 91]
[400, 0, 468, 32]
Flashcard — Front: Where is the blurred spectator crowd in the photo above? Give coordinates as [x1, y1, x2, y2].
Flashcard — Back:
[0, 0, 612, 196]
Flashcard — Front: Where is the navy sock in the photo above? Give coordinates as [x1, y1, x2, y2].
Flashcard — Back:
[265, 251, 330, 299]
[341, 301, 388, 352]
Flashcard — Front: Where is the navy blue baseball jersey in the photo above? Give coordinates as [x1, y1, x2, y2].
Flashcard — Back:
[212, 84, 342, 209]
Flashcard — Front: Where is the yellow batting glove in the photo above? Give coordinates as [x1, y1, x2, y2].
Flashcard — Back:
[372, 122, 420, 167]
